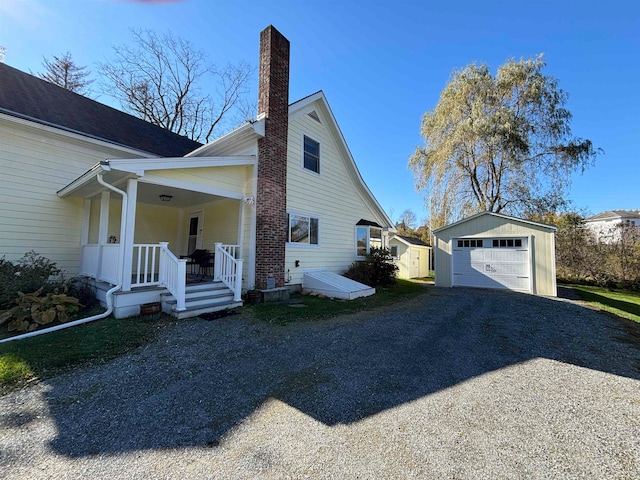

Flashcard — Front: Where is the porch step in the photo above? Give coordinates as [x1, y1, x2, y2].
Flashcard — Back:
[170, 301, 243, 320]
[160, 281, 243, 319]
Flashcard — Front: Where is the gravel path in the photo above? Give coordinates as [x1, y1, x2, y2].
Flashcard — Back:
[1, 286, 639, 479]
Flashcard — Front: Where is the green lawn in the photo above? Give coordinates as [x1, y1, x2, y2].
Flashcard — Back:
[567, 284, 640, 323]
[247, 279, 429, 324]
[0, 279, 430, 394]
[0, 314, 175, 394]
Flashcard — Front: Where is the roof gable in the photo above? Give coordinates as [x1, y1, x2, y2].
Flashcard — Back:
[289, 92, 394, 229]
[433, 211, 556, 234]
[0, 63, 201, 157]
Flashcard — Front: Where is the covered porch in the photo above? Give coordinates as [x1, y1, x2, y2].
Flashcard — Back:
[58, 155, 257, 318]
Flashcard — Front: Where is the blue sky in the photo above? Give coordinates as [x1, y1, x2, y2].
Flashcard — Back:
[1, 0, 638, 222]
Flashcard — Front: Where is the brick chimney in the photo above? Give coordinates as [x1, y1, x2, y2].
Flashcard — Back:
[255, 25, 290, 289]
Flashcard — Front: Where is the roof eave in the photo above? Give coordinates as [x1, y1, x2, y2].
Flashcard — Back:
[433, 211, 557, 234]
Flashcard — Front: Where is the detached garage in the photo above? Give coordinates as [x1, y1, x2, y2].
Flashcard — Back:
[433, 212, 557, 296]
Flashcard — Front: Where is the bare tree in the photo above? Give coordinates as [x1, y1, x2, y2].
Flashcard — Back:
[39, 52, 93, 94]
[99, 29, 253, 143]
[0, 46, 6, 63]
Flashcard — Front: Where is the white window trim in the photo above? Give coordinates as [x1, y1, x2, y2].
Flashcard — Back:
[301, 132, 321, 176]
[390, 244, 399, 259]
[287, 210, 321, 248]
[355, 225, 384, 259]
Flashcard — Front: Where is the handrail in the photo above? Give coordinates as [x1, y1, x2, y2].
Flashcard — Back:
[214, 243, 243, 301]
[158, 242, 187, 311]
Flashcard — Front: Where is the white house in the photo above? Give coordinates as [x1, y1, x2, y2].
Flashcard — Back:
[584, 210, 640, 243]
[0, 26, 394, 318]
[433, 212, 557, 296]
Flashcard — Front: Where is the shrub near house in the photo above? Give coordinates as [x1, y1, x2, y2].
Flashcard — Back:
[0, 252, 91, 334]
[344, 248, 398, 287]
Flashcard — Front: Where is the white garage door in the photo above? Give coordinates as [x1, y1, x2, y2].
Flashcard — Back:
[452, 237, 530, 292]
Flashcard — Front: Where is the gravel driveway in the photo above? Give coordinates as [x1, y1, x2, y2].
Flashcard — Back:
[1, 286, 639, 479]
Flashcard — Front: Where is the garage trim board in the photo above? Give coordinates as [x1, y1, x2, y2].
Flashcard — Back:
[450, 235, 534, 293]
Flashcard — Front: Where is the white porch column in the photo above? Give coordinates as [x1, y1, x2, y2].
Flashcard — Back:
[121, 178, 138, 291]
[98, 191, 110, 244]
[96, 191, 111, 280]
[81, 199, 91, 246]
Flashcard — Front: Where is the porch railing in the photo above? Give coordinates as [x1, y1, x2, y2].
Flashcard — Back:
[214, 243, 243, 301]
[80, 241, 240, 309]
[101, 245, 121, 285]
[79, 244, 120, 285]
[158, 242, 187, 311]
[131, 244, 162, 288]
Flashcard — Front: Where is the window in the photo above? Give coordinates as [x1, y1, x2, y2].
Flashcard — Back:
[492, 238, 523, 248]
[457, 239, 484, 248]
[303, 136, 320, 173]
[356, 226, 383, 257]
[390, 245, 399, 258]
[356, 226, 368, 257]
[287, 213, 319, 245]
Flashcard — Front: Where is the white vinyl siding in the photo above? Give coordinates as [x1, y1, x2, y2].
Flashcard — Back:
[0, 116, 147, 274]
[286, 105, 389, 284]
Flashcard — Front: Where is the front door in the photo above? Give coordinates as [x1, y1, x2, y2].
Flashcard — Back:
[187, 211, 204, 254]
[410, 250, 420, 278]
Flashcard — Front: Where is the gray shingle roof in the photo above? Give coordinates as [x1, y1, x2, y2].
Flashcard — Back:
[586, 210, 640, 222]
[0, 63, 201, 157]
[395, 234, 430, 247]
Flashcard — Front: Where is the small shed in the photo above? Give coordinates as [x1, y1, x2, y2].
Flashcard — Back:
[433, 212, 557, 296]
[389, 235, 432, 279]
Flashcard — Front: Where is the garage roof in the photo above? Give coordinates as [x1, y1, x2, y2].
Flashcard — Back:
[433, 212, 556, 233]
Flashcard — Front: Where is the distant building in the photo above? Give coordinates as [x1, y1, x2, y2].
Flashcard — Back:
[584, 210, 640, 242]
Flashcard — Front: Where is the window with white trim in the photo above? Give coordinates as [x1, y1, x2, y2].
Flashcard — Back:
[303, 135, 320, 173]
[390, 245, 399, 258]
[287, 213, 319, 245]
[356, 226, 383, 258]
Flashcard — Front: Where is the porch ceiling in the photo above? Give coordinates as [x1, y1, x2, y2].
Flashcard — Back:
[137, 182, 226, 208]
[57, 165, 229, 207]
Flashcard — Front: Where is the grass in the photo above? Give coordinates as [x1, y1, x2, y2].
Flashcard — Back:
[0, 314, 175, 394]
[247, 278, 430, 324]
[0, 279, 430, 394]
[567, 284, 640, 323]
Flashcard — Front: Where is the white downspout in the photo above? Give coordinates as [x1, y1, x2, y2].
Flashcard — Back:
[0, 174, 129, 344]
[96, 172, 128, 284]
[0, 285, 120, 344]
